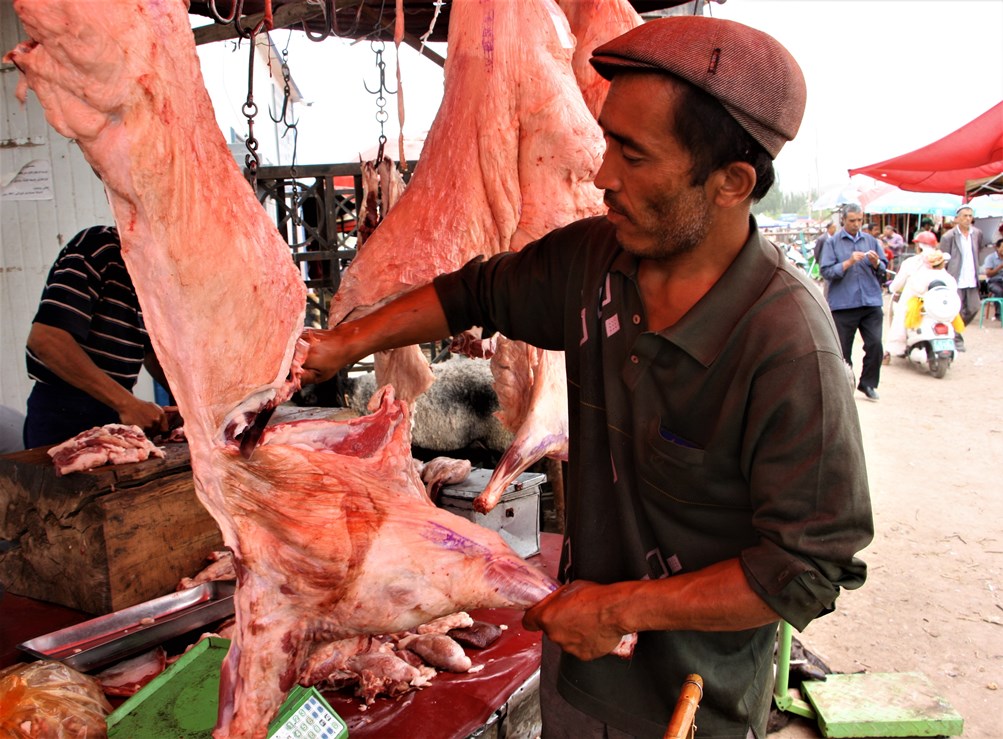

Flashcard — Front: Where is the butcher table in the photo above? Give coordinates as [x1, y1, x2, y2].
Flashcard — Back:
[0, 533, 563, 739]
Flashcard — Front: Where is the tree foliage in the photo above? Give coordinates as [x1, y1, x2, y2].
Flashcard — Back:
[753, 183, 813, 219]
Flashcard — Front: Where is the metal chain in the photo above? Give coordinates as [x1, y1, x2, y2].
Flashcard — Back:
[217, 1, 272, 187]
[269, 33, 307, 247]
[242, 31, 260, 185]
[364, 40, 397, 161]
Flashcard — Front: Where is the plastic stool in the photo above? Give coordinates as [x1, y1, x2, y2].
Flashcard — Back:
[980, 297, 1003, 327]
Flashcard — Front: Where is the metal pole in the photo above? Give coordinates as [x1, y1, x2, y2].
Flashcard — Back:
[773, 621, 817, 719]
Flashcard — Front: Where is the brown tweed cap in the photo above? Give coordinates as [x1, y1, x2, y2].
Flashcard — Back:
[590, 16, 807, 159]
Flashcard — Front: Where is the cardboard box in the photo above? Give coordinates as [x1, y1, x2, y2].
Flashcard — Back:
[0, 444, 223, 614]
[439, 468, 543, 558]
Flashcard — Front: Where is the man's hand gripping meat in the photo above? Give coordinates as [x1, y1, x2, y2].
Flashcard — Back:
[299, 284, 452, 387]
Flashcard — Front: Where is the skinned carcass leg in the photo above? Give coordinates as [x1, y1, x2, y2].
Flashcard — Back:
[328, 0, 603, 323]
[468, 0, 642, 513]
[556, 0, 643, 117]
[478, 342, 569, 513]
[326, 0, 606, 516]
[327, 0, 604, 402]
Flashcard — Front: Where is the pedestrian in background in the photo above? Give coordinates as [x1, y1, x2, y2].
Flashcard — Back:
[982, 237, 1003, 320]
[819, 204, 888, 401]
[881, 224, 905, 269]
[813, 221, 836, 262]
[913, 218, 935, 242]
[940, 205, 984, 349]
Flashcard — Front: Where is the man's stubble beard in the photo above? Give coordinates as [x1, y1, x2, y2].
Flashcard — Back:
[644, 185, 713, 261]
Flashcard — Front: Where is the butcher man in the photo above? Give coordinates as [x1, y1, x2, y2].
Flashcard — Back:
[301, 16, 873, 739]
[23, 225, 168, 447]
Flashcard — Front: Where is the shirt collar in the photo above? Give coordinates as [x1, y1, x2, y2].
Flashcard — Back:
[610, 216, 781, 367]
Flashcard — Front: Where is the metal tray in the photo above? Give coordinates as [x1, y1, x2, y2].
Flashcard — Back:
[17, 581, 235, 672]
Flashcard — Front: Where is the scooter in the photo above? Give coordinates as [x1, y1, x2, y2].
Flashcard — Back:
[904, 281, 961, 379]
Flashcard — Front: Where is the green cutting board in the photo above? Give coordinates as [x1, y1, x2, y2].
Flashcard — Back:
[106, 637, 349, 738]
[106, 636, 230, 738]
[800, 671, 964, 737]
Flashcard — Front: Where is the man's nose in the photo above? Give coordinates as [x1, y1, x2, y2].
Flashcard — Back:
[594, 155, 618, 192]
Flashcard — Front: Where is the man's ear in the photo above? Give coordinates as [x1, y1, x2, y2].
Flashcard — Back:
[707, 162, 757, 207]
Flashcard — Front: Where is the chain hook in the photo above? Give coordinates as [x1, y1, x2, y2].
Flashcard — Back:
[268, 43, 299, 128]
[207, 0, 242, 24]
[303, 0, 338, 42]
[242, 24, 261, 186]
[363, 40, 398, 95]
[365, 39, 397, 160]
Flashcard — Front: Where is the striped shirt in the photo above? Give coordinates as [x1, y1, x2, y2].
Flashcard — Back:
[27, 226, 150, 391]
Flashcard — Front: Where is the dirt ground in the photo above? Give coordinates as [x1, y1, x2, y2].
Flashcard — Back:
[772, 302, 1003, 739]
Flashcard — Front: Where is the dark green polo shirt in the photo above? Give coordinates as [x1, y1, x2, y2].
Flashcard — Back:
[434, 216, 873, 738]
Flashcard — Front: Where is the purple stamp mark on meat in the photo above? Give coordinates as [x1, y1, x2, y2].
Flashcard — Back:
[481, 5, 494, 73]
[421, 522, 491, 558]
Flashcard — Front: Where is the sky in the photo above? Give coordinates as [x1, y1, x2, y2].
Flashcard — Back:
[709, 0, 1003, 194]
[197, 0, 1003, 196]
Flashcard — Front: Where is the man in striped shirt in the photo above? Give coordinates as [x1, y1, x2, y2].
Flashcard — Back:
[23, 225, 168, 448]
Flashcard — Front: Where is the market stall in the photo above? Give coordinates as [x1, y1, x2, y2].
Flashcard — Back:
[2, 0, 708, 735]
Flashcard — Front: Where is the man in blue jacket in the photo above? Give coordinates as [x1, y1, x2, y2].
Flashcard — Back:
[819, 203, 888, 400]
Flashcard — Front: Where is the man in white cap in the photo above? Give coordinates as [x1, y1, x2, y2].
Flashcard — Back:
[940, 205, 984, 349]
[301, 15, 872, 738]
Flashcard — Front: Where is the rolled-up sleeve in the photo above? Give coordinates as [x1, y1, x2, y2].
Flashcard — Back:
[739, 349, 873, 630]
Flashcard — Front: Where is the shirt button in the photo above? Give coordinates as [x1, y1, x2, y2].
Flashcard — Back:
[630, 355, 639, 364]
[632, 314, 641, 325]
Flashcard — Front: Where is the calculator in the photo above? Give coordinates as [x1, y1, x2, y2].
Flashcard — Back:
[267, 685, 349, 739]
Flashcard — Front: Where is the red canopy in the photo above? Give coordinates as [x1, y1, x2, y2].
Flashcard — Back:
[849, 101, 1003, 196]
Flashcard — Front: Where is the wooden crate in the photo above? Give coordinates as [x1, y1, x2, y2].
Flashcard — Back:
[0, 443, 223, 614]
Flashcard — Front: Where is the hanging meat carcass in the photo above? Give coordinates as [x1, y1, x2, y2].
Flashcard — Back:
[326, 0, 607, 514]
[328, 0, 604, 324]
[557, 0, 643, 118]
[466, 0, 644, 514]
[5, 2, 557, 736]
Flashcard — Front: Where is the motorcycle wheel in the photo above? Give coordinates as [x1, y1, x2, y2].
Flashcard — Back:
[928, 357, 949, 379]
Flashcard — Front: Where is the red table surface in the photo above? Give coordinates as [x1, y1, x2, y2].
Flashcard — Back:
[1, 532, 562, 738]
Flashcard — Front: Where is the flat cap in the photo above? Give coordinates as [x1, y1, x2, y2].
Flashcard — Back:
[590, 16, 806, 159]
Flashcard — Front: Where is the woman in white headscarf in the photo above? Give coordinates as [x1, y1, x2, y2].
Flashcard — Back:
[902, 248, 964, 334]
[886, 232, 959, 356]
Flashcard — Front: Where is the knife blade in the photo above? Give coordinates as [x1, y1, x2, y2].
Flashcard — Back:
[239, 405, 276, 459]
